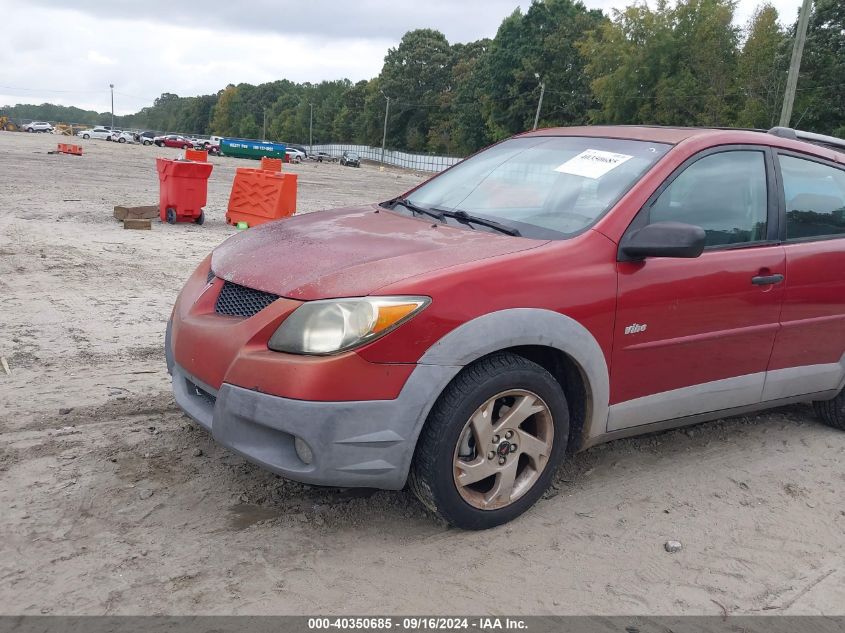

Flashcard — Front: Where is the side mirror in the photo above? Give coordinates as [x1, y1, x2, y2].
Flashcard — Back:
[620, 222, 706, 260]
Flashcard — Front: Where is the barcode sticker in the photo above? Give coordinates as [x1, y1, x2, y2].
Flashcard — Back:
[555, 149, 633, 179]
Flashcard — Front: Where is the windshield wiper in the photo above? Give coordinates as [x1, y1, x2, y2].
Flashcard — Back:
[386, 197, 445, 221]
[440, 209, 521, 237]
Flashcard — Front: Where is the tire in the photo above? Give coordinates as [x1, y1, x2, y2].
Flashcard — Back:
[83, 134, 90, 139]
[813, 391, 845, 431]
[143, 140, 151, 146]
[195, 211, 205, 226]
[409, 352, 569, 530]
[165, 208, 177, 224]
[26, 127, 34, 133]
[118, 137, 125, 143]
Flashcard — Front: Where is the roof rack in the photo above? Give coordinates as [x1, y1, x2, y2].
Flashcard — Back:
[768, 127, 845, 152]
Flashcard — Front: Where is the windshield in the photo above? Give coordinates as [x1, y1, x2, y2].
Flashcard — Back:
[405, 136, 671, 238]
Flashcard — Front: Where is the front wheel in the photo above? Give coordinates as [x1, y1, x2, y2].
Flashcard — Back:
[83, 134, 90, 139]
[118, 137, 125, 143]
[410, 352, 569, 530]
[143, 140, 151, 145]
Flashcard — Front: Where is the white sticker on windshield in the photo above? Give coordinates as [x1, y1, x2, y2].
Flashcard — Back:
[555, 149, 633, 179]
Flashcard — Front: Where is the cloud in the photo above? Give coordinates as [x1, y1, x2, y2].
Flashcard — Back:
[87, 50, 116, 66]
[23, 0, 528, 43]
[1, 0, 803, 116]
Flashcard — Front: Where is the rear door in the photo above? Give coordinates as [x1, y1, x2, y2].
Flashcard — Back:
[764, 151, 845, 399]
[609, 147, 785, 431]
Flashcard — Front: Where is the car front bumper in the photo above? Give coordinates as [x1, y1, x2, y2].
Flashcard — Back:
[170, 360, 460, 490]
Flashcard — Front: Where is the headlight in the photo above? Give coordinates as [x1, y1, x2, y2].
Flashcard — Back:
[268, 296, 430, 355]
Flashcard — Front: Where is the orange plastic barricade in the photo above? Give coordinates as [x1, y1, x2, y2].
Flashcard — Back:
[226, 168, 297, 228]
[156, 157, 214, 225]
[57, 143, 83, 155]
[184, 148, 208, 162]
[259, 157, 283, 172]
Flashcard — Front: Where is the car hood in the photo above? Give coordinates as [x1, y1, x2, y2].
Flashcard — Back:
[211, 205, 544, 300]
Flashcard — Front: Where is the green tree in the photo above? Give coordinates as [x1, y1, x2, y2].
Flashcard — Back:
[487, 0, 604, 136]
[211, 85, 241, 136]
[791, 0, 845, 135]
[238, 113, 260, 138]
[379, 29, 455, 151]
[581, 0, 740, 126]
[736, 4, 788, 128]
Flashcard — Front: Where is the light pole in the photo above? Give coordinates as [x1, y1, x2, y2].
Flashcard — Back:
[779, 0, 813, 127]
[532, 73, 545, 131]
[380, 90, 391, 165]
[109, 83, 114, 130]
[262, 108, 267, 141]
[309, 102, 313, 156]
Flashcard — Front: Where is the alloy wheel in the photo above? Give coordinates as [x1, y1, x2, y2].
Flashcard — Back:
[452, 389, 554, 510]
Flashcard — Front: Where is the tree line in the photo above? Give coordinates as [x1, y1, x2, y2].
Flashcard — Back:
[3, 0, 843, 156]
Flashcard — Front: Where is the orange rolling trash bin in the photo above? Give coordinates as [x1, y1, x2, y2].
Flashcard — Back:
[225, 168, 297, 228]
[156, 158, 214, 225]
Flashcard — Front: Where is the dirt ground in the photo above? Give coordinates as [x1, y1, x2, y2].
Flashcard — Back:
[1, 131, 843, 616]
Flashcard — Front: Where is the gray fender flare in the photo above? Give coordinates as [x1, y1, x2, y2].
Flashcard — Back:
[414, 307, 609, 445]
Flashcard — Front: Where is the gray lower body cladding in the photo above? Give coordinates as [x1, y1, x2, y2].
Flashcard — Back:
[170, 362, 460, 490]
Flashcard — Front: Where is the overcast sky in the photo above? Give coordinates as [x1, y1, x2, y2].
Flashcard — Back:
[1, 0, 803, 116]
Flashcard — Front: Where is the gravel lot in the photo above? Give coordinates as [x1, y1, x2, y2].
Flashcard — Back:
[1, 131, 843, 615]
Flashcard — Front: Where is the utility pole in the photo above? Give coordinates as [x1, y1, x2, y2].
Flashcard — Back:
[380, 91, 391, 165]
[109, 84, 114, 130]
[779, 0, 813, 127]
[262, 108, 267, 141]
[309, 102, 313, 156]
[533, 74, 545, 131]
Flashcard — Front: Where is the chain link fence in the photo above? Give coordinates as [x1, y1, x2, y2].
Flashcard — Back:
[311, 143, 463, 173]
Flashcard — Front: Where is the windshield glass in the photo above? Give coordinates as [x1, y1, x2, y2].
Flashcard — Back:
[406, 136, 671, 238]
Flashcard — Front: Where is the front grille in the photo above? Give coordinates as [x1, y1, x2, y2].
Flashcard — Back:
[215, 280, 279, 318]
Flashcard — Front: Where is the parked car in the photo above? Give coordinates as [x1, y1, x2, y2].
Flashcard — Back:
[167, 125, 845, 530]
[134, 131, 158, 145]
[24, 121, 54, 133]
[285, 148, 305, 163]
[76, 127, 113, 140]
[155, 134, 193, 149]
[310, 151, 334, 163]
[340, 151, 360, 167]
[112, 131, 136, 144]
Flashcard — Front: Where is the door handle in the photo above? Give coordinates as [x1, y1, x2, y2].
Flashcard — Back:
[751, 274, 784, 286]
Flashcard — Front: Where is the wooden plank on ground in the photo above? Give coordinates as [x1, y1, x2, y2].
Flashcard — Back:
[123, 218, 152, 230]
[114, 205, 158, 221]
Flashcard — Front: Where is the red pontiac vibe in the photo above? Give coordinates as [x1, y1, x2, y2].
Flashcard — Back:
[167, 125, 845, 529]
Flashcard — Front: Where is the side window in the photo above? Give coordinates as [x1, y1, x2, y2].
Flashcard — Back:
[780, 155, 845, 240]
[649, 151, 768, 247]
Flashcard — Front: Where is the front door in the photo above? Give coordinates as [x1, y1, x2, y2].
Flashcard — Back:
[609, 147, 785, 431]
